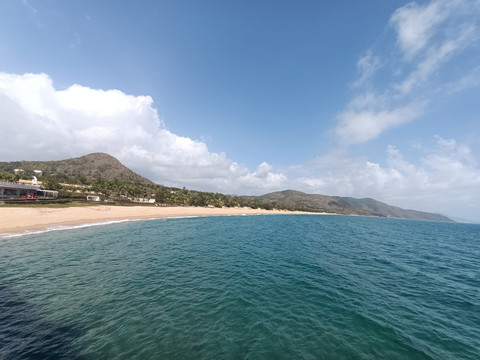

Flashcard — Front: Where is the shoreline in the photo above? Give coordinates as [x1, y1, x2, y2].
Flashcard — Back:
[0, 205, 325, 238]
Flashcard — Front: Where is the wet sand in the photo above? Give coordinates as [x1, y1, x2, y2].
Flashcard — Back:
[0, 205, 320, 237]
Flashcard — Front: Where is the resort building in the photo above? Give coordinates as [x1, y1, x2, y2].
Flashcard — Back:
[0, 181, 58, 199]
[18, 179, 42, 185]
[86, 195, 101, 202]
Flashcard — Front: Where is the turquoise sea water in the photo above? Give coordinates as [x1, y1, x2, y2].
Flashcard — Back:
[0, 215, 479, 359]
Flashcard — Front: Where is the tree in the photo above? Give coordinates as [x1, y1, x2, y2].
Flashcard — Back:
[0, 169, 16, 182]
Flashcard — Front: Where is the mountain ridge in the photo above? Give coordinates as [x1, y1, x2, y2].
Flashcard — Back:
[257, 190, 453, 222]
[254, 190, 374, 216]
[333, 196, 453, 222]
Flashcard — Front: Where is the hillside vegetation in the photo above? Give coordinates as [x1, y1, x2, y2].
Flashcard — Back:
[255, 190, 452, 222]
[0, 154, 287, 210]
[0, 153, 152, 185]
[334, 196, 452, 222]
[255, 190, 374, 216]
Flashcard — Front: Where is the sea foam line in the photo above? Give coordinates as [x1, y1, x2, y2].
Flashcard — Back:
[0, 218, 161, 239]
[0, 213, 273, 239]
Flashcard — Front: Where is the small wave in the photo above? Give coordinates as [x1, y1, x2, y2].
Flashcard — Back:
[0, 214, 271, 239]
[0, 218, 154, 239]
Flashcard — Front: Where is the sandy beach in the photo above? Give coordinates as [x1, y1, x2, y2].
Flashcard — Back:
[0, 205, 316, 237]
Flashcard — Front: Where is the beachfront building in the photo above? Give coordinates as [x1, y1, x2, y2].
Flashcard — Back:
[0, 181, 58, 199]
[18, 178, 43, 186]
[132, 198, 156, 204]
[86, 195, 101, 202]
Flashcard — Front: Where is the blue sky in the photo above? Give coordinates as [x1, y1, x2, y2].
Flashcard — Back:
[1, 0, 480, 220]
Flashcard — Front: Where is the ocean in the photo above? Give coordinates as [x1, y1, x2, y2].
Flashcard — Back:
[0, 215, 479, 359]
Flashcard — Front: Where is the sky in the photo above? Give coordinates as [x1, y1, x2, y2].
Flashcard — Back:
[1, 0, 480, 221]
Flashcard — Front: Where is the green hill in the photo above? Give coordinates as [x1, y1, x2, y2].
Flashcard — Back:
[255, 190, 374, 216]
[256, 190, 453, 222]
[0, 153, 153, 185]
[334, 196, 453, 222]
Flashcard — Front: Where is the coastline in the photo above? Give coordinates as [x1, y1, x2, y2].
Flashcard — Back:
[0, 205, 323, 238]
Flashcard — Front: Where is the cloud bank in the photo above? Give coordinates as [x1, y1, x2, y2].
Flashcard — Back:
[0, 72, 286, 194]
[296, 137, 480, 219]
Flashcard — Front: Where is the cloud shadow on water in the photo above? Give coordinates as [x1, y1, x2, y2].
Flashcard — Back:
[0, 279, 83, 360]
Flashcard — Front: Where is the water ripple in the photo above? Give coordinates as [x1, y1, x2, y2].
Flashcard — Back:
[0, 215, 479, 359]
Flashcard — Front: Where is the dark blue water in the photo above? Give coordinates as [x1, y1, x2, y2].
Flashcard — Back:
[1, 215, 479, 359]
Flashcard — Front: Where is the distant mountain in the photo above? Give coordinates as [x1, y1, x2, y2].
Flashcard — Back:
[257, 190, 453, 222]
[448, 216, 480, 224]
[334, 196, 453, 222]
[256, 190, 375, 216]
[0, 153, 153, 185]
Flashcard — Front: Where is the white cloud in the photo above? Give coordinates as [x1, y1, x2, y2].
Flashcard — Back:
[394, 22, 477, 94]
[389, 0, 450, 60]
[352, 51, 381, 88]
[390, 0, 480, 59]
[442, 65, 480, 94]
[298, 152, 406, 200]
[292, 137, 480, 219]
[390, 0, 480, 95]
[335, 102, 424, 145]
[0, 72, 286, 194]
